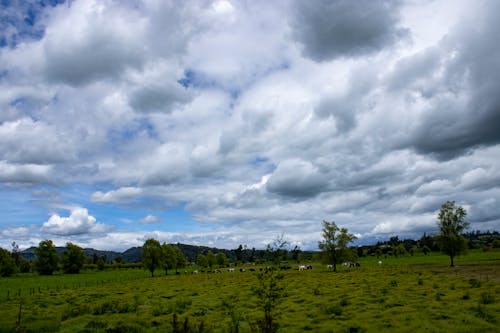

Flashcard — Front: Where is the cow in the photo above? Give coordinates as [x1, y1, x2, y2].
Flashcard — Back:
[378, 260, 382, 266]
[326, 264, 333, 270]
[228, 268, 235, 272]
[192, 270, 198, 274]
[298, 265, 306, 271]
[239, 268, 246, 272]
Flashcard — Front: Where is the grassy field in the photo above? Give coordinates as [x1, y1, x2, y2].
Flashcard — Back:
[0, 250, 499, 332]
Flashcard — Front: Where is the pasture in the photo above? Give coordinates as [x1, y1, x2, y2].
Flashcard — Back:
[0, 250, 499, 332]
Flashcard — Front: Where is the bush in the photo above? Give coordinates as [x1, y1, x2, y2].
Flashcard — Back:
[0, 248, 17, 277]
[469, 279, 481, 288]
[322, 304, 342, 316]
[480, 292, 495, 305]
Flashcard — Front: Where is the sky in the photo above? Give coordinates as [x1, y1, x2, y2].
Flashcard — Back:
[1, 0, 499, 252]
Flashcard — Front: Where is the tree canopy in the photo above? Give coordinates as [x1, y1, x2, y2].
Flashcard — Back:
[142, 238, 163, 277]
[318, 220, 357, 272]
[34, 239, 59, 275]
[62, 242, 85, 274]
[0, 247, 17, 277]
[437, 201, 469, 267]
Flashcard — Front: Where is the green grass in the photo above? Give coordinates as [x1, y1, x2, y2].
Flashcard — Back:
[0, 250, 499, 332]
[0, 269, 153, 301]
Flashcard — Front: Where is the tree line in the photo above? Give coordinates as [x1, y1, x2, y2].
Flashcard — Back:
[1, 201, 499, 277]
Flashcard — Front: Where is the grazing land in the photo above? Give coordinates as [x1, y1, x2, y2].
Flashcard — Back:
[0, 250, 499, 332]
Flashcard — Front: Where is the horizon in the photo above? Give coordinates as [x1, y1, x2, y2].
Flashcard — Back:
[1, 0, 500, 252]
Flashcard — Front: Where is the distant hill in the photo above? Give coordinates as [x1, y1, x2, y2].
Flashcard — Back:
[20, 243, 249, 264]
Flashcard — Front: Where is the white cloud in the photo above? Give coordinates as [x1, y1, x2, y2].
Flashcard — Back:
[41, 207, 108, 236]
[139, 215, 160, 224]
[91, 187, 143, 204]
[1, 227, 30, 238]
[0, 0, 499, 251]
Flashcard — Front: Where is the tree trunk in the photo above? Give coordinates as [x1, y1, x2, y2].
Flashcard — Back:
[450, 255, 454, 267]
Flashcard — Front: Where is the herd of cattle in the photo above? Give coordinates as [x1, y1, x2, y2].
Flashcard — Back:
[189, 261, 374, 274]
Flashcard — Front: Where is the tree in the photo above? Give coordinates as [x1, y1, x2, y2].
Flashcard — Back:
[0, 247, 17, 277]
[11, 242, 21, 267]
[253, 269, 285, 333]
[234, 244, 244, 262]
[34, 240, 59, 275]
[270, 234, 288, 265]
[197, 253, 208, 268]
[142, 238, 163, 277]
[422, 245, 431, 256]
[318, 220, 357, 272]
[173, 247, 186, 273]
[393, 244, 407, 258]
[207, 251, 216, 269]
[62, 242, 85, 274]
[436, 201, 469, 267]
[216, 252, 228, 267]
[290, 245, 301, 262]
[162, 243, 177, 275]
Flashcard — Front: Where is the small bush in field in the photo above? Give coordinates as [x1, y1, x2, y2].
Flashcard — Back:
[480, 292, 495, 304]
[322, 304, 342, 316]
[469, 279, 481, 288]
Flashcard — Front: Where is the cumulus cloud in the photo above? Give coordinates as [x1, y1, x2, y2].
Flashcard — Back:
[1, 1, 500, 251]
[42, 0, 147, 86]
[41, 207, 107, 236]
[291, 0, 408, 61]
[0, 117, 73, 164]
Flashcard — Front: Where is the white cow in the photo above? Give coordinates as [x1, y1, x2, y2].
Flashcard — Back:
[298, 265, 306, 271]
[326, 264, 333, 270]
[378, 260, 382, 266]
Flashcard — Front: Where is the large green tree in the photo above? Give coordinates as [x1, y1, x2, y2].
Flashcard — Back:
[34, 240, 59, 275]
[161, 243, 176, 275]
[197, 253, 208, 268]
[0, 247, 17, 277]
[173, 247, 186, 273]
[62, 242, 85, 274]
[318, 220, 357, 272]
[436, 201, 469, 267]
[142, 238, 163, 277]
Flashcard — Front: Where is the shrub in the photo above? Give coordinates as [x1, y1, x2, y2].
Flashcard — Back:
[469, 279, 481, 288]
[322, 304, 342, 316]
[480, 292, 495, 305]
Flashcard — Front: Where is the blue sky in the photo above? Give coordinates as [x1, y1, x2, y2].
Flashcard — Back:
[1, 0, 500, 251]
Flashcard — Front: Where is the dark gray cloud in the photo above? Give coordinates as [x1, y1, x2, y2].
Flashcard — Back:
[129, 83, 191, 113]
[266, 159, 328, 198]
[291, 0, 408, 61]
[408, 2, 500, 159]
